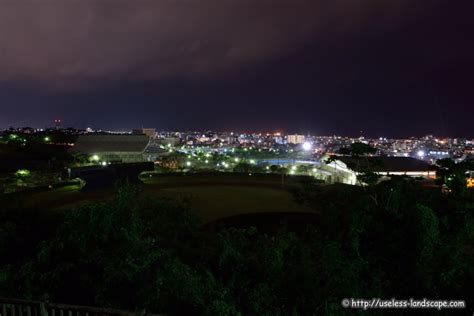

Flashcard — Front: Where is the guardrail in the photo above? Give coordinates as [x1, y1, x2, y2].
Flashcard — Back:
[0, 297, 163, 316]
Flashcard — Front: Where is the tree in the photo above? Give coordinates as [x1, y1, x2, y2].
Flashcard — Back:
[16, 184, 209, 314]
[436, 158, 474, 193]
[339, 142, 376, 157]
[269, 165, 283, 173]
[233, 162, 251, 173]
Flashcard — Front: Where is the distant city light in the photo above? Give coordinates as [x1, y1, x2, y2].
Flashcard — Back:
[91, 154, 100, 161]
[417, 150, 425, 158]
[186, 161, 191, 167]
[302, 142, 312, 151]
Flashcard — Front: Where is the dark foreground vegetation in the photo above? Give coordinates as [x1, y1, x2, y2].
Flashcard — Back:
[1, 173, 474, 315]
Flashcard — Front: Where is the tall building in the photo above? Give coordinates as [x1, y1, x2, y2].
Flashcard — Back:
[287, 134, 305, 144]
[54, 119, 61, 130]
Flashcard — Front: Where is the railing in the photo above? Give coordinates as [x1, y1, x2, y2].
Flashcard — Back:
[0, 298, 163, 316]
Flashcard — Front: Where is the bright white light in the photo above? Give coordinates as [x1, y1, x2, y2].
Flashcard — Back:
[101, 161, 107, 166]
[186, 161, 191, 167]
[234, 157, 240, 162]
[417, 150, 425, 157]
[302, 142, 312, 151]
[205, 160, 209, 164]
[249, 159, 256, 164]
[291, 165, 297, 171]
[91, 154, 100, 161]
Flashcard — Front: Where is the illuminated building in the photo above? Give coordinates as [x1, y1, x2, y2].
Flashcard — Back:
[287, 134, 305, 144]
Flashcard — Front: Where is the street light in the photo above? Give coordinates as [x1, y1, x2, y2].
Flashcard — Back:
[302, 142, 312, 151]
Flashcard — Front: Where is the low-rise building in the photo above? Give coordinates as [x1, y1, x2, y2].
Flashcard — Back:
[70, 134, 150, 163]
[321, 156, 436, 185]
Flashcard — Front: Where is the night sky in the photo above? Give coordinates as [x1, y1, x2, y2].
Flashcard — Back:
[0, 0, 473, 137]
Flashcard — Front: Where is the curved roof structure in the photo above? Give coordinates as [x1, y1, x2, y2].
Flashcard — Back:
[70, 134, 150, 153]
[337, 156, 436, 172]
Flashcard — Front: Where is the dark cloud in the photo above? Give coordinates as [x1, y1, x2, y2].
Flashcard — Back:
[0, 0, 473, 136]
[0, 0, 420, 91]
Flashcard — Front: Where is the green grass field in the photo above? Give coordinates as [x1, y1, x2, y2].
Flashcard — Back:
[146, 185, 312, 222]
[5, 173, 316, 222]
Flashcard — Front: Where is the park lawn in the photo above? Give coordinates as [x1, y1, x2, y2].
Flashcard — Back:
[9, 184, 82, 209]
[13, 184, 114, 210]
[141, 173, 305, 188]
[6, 174, 317, 223]
[146, 185, 313, 222]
